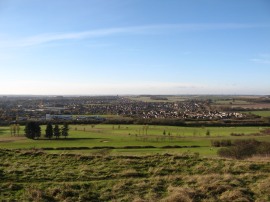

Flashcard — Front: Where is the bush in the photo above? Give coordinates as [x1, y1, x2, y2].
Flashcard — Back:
[211, 140, 232, 147]
[218, 139, 270, 159]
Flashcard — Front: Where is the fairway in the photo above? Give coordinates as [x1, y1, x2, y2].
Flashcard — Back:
[242, 110, 270, 117]
[1, 124, 269, 156]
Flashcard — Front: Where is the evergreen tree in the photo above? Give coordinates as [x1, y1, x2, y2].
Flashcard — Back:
[61, 123, 69, 139]
[24, 122, 41, 139]
[206, 130, 211, 136]
[53, 124, 60, 139]
[45, 123, 53, 139]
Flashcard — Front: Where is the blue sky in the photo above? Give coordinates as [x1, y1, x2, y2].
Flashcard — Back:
[0, 0, 270, 95]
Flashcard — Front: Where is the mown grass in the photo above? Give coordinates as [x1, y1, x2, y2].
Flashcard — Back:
[0, 149, 269, 201]
[0, 125, 269, 156]
[243, 110, 270, 117]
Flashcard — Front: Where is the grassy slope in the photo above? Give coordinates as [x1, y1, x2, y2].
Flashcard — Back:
[0, 149, 269, 201]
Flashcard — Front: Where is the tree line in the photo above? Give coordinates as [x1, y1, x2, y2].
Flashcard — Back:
[24, 122, 69, 139]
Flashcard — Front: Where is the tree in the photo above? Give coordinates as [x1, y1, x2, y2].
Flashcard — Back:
[61, 123, 69, 139]
[53, 124, 60, 139]
[9, 124, 18, 136]
[45, 123, 53, 139]
[16, 124, 20, 136]
[206, 130, 210, 136]
[10, 124, 15, 136]
[24, 122, 41, 139]
[12, 124, 16, 135]
[145, 125, 149, 135]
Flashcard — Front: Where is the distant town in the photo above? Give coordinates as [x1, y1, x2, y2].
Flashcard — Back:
[1, 95, 269, 126]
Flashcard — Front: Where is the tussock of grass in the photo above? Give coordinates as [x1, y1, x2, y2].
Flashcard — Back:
[219, 189, 252, 202]
[161, 186, 194, 202]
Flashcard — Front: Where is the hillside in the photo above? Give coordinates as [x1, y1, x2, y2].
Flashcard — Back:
[0, 149, 269, 201]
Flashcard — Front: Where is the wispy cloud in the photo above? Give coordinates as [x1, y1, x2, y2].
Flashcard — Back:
[250, 54, 270, 65]
[0, 23, 269, 48]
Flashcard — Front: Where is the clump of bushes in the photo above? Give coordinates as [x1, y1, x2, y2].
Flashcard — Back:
[230, 133, 245, 136]
[260, 128, 270, 135]
[218, 139, 270, 159]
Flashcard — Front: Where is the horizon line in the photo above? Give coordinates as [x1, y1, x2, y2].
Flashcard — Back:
[0, 94, 269, 97]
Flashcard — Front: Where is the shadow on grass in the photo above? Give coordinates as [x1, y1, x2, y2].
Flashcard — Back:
[36, 137, 107, 141]
[0, 129, 8, 135]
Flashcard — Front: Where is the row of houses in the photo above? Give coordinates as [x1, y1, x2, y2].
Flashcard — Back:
[45, 114, 105, 121]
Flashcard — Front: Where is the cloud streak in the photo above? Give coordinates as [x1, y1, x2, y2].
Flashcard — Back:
[1, 23, 269, 48]
[250, 54, 270, 65]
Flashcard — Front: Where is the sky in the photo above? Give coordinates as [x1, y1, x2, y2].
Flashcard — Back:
[0, 0, 270, 95]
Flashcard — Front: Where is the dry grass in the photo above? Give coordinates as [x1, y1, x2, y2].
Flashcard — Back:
[219, 189, 252, 202]
[1, 149, 270, 201]
[161, 186, 195, 202]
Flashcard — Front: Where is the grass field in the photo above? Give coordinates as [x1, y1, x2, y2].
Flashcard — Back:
[242, 110, 270, 117]
[126, 96, 188, 102]
[1, 124, 270, 201]
[1, 124, 269, 156]
[214, 99, 251, 105]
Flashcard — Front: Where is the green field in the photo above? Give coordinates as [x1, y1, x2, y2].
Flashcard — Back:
[214, 99, 251, 105]
[1, 124, 269, 156]
[243, 110, 270, 117]
[126, 96, 188, 102]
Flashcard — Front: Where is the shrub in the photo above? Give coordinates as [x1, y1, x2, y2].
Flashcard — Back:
[217, 139, 270, 159]
[211, 140, 232, 147]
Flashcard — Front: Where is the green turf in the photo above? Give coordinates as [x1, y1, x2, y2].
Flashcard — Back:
[1, 124, 269, 156]
[243, 110, 270, 117]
